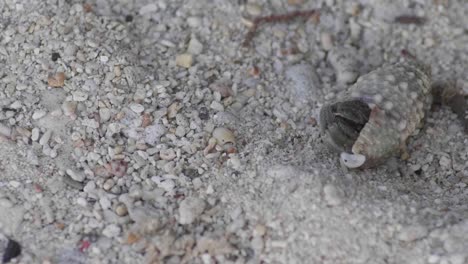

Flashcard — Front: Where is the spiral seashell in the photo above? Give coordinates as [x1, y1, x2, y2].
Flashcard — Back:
[320, 57, 432, 168]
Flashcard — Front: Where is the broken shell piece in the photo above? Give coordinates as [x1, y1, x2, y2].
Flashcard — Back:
[212, 127, 235, 145]
[340, 152, 366, 168]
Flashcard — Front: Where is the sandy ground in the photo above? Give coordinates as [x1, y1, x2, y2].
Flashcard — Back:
[0, 0, 467, 263]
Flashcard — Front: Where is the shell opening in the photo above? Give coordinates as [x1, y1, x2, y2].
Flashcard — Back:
[340, 152, 366, 168]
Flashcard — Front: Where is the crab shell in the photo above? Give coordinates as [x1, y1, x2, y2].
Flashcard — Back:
[322, 58, 433, 168]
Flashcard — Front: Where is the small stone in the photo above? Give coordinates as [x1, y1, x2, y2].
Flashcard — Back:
[285, 63, 321, 103]
[397, 224, 428, 242]
[0, 123, 11, 138]
[83, 181, 96, 193]
[0, 236, 22, 263]
[246, 3, 262, 16]
[175, 53, 193, 68]
[39, 130, 52, 146]
[328, 47, 359, 84]
[188, 37, 203, 55]
[99, 196, 111, 210]
[323, 184, 343, 206]
[9, 181, 21, 188]
[178, 197, 206, 225]
[0, 205, 25, 234]
[100, 56, 109, 63]
[66, 169, 86, 182]
[62, 101, 77, 117]
[32, 110, 47, 120]
[439, 155, 451, 168]
[76, 197, 87, 207]
[103, 179, 115, 191]
[102, 224, 121, 238]
[187, 16, 202, 27]
[48, 72, 65, 87]
[253, 224, 267, 237]
[139, 3, 158, 15]
[72, 91, 88, 101]
[51, 52, 61, 61]
[144, 124, 166, 145]
[320, 32, 334, 51]
[210, 101, 224, 112]
[160, 149, 176, 161]
[99, 108, 111, 122]
[115, 204, 128, 216]
[129, 103, 144, 114]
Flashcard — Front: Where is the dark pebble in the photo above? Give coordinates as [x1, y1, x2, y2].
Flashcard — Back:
[125, 15, 133, 22]
[51, 52, 61, 61]
[2, 239, 21, 263]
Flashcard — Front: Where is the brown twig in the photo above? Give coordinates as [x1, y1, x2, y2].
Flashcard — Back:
[394, 15, 426, 25]
[242, 9, 319, 48]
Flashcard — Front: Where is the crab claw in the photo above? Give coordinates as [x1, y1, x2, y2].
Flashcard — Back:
[340, 152, 366, 168]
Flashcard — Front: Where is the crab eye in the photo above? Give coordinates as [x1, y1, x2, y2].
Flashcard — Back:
[340, 152, 366, 168]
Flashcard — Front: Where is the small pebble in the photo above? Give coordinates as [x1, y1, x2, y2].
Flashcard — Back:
[0, 123, 12, 138]
[115, 204, 128, 216]
[246, 3, 262, 16]
[178, 197, 206, 225]
[187, 16, 202, 27]
[66, 169, 86, 182]
[175, 54, 193, 68]
[0, 235, 22, 263]
[102, 224, 121, 238]
[62, 101, 77, 117]
[32, 110, 47, 120]
[320, 32, 334, 51]
[129, 103, 144, 113]
[188, 37, 203, 55]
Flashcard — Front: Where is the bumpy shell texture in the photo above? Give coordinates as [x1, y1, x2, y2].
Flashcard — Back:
[320, 58, 432, 168]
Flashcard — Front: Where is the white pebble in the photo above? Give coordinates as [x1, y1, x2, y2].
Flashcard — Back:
[0, 123, 12, 137]
[76, 197, 88, 207]
[139, 3, 158, 15]
[210, 101, 224, 112]
[178, 197, 206, 225]
[320, 32, 334, 51]
[99, 108, 111, 122]
[100, 56, 109, 63]
[39, 130, 52, 146]
[129, 103, 144, 113]
[32, 110, 47, 120]
[102, 224, 121, 238]
[144, 124, 166, 145]
[66, 169, 86, 182]
[439, 155, 451, 168]
[175, 53, 193, 68]
[187, 16, 202, 27]
[99, 196, 111, 210]
[9, 180, 21, 188]
[72, 91, 88, 101]
[188, 37, 203, 55]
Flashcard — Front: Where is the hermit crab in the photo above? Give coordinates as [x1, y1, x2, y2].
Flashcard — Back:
[319, 51, 467, 169]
